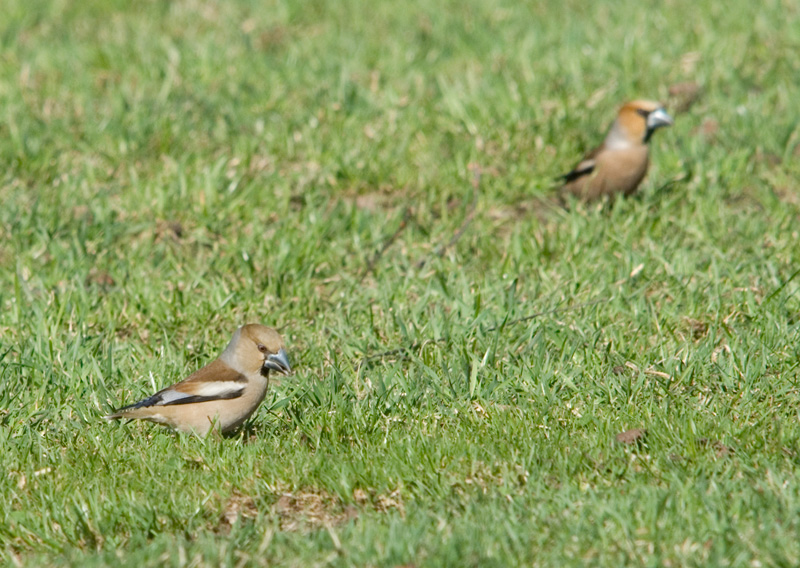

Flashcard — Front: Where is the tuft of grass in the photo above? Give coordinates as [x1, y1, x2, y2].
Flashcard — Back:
[2, 0, 800, 565]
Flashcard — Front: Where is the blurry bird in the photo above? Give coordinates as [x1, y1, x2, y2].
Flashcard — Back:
[559, 100, 673, 201]
[105, 324, 291, 435]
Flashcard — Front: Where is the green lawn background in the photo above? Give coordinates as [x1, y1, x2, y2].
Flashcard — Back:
[2, 0, 800, 565]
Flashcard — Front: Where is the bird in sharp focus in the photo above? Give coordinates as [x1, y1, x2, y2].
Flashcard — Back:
[105, 324, 291, 435]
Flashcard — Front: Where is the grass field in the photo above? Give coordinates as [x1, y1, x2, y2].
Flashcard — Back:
[2, 0, 800, 565]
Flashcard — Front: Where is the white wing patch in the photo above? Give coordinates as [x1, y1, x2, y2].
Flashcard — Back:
[156, 382, 247, 405]
[190, 382, 248, 398]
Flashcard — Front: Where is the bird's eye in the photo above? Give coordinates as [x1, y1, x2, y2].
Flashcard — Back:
[636, 109, 650, 118]
[257, 344, 268, 353]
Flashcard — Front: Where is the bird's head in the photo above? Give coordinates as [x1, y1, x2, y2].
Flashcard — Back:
[607, 100, 673, 148]
[226, 324, 292, 376]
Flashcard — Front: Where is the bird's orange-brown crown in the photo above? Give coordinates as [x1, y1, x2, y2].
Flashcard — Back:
[606, 100, 671, 148]
[240, 324, 285, 353]
[222, 324, 287, 374]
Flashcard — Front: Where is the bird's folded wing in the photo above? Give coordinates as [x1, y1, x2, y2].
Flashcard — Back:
[562, 157, 596, 183]
[117, 360, 248, 411]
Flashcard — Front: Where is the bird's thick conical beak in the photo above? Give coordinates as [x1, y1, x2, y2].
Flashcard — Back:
[647, 108, 673, 130]
[264, 348, 292, 375]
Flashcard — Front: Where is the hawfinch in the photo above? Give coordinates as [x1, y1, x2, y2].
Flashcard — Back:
[559, 100, 673, 201]
[105, 324, 291, 435]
